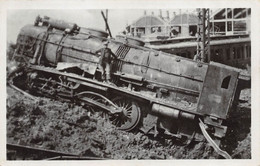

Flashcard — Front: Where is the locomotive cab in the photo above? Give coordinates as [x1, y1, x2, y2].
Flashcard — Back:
[197, 62, 240, 119]
[196, 62, 243, 139]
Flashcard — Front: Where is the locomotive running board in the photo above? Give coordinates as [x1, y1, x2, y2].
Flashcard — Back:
[199, 119, 232, 159]
[28, 65, 202, 116]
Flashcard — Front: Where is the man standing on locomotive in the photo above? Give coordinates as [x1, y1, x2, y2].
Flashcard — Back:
[95, 40, 117, 84]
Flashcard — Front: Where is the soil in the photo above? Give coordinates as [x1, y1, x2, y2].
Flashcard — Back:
[6, 86, 251, 159]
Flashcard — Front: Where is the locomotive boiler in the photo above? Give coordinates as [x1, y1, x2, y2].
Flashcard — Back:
[8, 15, 250, 159]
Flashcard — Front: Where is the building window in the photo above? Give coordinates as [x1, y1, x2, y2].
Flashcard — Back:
[227, 8, 232, 18]
[189, 25, 197, 36]
[241, 46, 244, 59]
[158, 27, 161, 32]
[234, 20, 247, 32]
[226, 48, 230, 60]
[214, 9, 226, 19]
[151, 27, 156, 33]
[249, 46, 251, 57]
[219, 49, 223, 62]
[137, 28, 145, 37]
[221, 75, 231, 89]
[237, 47, 241, 59]
[209, 49, 213, 61]
[232, 47, 236, 59]
[152, 26, 161, 33]
[234, 8, 246, 18]
[245, 45, 251, 58]
[213, 49, 223, 62]
[246, 46, 249, 58]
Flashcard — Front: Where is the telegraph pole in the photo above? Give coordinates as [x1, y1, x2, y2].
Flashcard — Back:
[101, 10, 112, 38]
[105, 9, 108, 32]
[195, 8, 211, 62]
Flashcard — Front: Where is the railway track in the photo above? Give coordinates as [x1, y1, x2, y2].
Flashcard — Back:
[7, 143, 107, 160]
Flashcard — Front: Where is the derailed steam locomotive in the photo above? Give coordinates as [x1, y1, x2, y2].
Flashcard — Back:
[8, 16, 250, 159]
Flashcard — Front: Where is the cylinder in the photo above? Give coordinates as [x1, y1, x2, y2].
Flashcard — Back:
[180, 111, 195, 120]
[151, 103, 180, 119]
[151, 103, 195, 120]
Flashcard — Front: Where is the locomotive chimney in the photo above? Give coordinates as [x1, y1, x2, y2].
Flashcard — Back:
[144, 10, 147, 15]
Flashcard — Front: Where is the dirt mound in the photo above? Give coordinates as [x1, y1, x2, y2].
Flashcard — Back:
[6, 86, 251, 159]
[232, 133, 251, 159]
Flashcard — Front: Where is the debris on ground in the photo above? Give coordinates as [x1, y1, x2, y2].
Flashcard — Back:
[6, 86, 251, 159]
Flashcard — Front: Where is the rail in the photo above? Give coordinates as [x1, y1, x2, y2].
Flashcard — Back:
[7, 143, 106, 160]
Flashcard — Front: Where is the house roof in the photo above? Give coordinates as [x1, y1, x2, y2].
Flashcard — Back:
[169, 14, 198, 25]
[131, 15, 166, 27]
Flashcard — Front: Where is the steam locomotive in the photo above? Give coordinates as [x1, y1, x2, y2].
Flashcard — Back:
[8, 15, 250, 159]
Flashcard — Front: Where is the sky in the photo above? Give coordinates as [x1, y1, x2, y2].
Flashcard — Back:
[7, 9, 194, 43]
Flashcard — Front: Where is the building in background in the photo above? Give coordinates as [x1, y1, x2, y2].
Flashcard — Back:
[168, 13, 198, 37]
[126, 8, 251, 39]
[210, 8, 251, 35]
[128, 10, 168, 38]
[139, 8, 251, 69]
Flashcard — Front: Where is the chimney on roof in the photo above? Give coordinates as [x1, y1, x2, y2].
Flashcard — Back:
[144, 10, 147, 15]
[152, 11, 154, 15]
[166, 10, 169, 20]
[159, 9, 162, 17]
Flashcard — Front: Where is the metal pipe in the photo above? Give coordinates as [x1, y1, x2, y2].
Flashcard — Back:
[151, 103, 195, 120]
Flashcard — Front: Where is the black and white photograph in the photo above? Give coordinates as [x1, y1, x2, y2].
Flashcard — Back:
[1, 0, 260, 164]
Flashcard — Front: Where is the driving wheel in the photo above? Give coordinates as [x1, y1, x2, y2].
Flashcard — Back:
[110, 97, 141, 131]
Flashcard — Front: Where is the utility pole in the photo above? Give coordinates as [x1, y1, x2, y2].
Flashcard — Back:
[105, 9, 108, 32]
[195, 8, 211, 62]
[101, 10, 112, 38]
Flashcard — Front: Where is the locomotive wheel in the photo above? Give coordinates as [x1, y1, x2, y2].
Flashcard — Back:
[110, 97, 141, 131]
